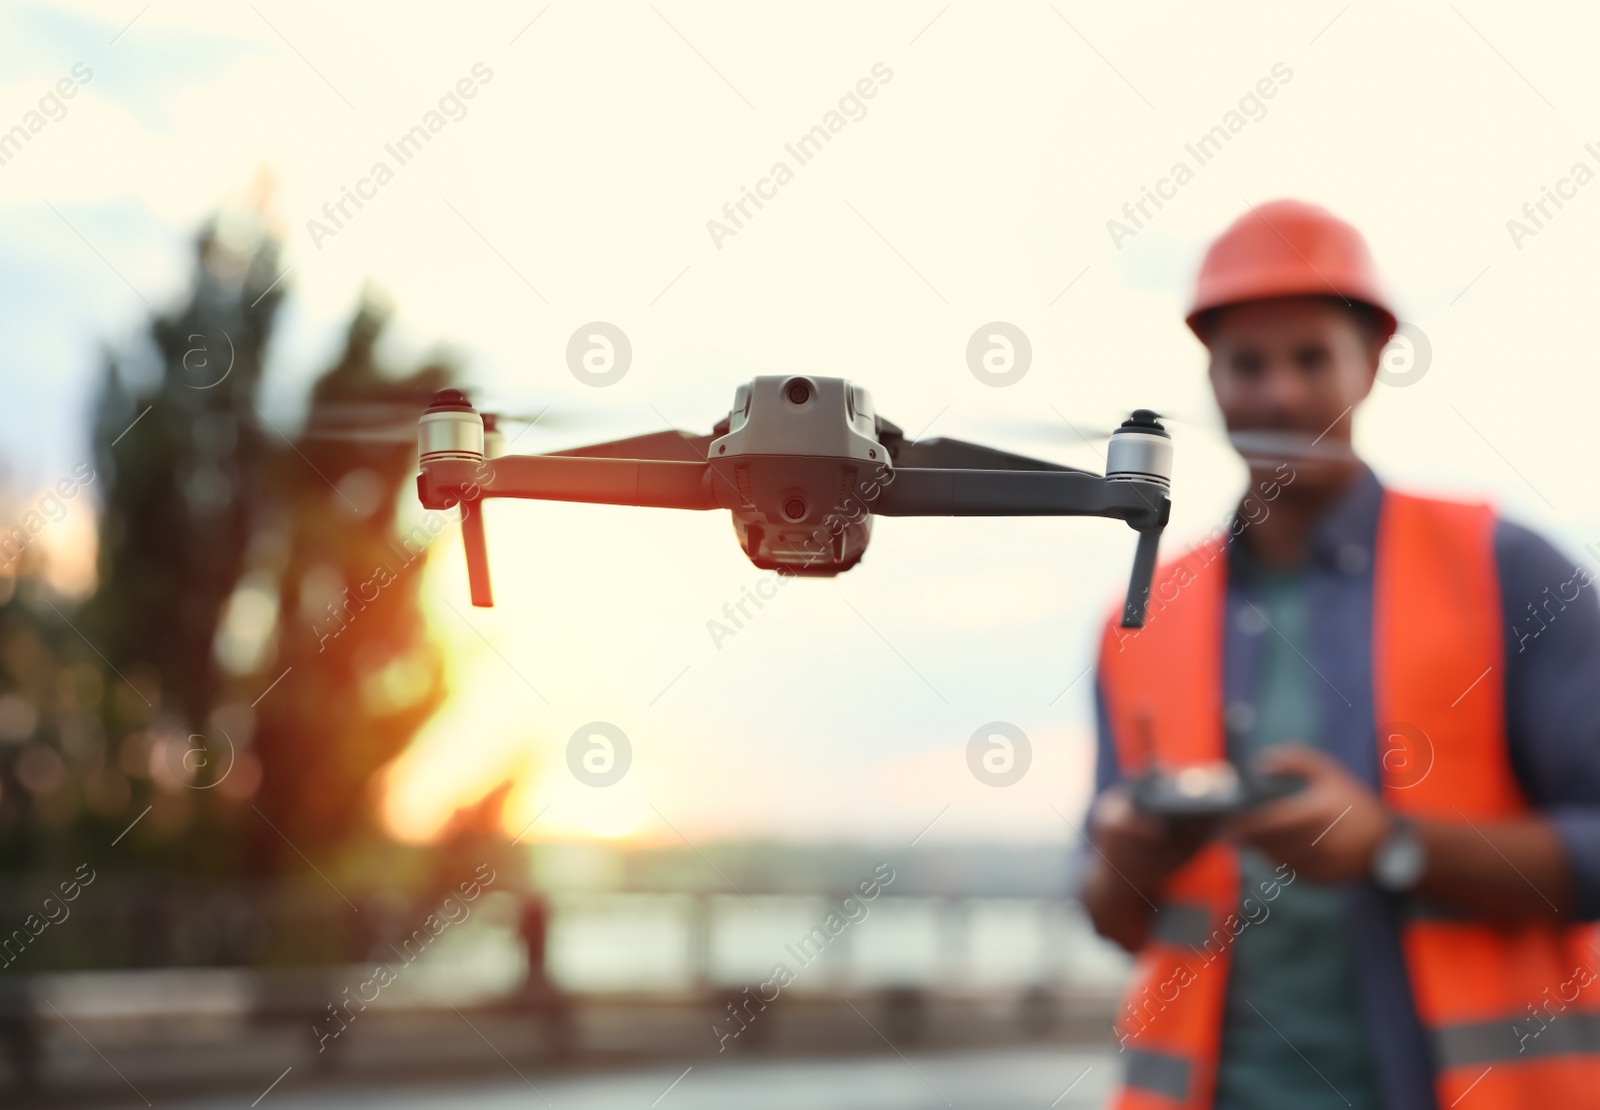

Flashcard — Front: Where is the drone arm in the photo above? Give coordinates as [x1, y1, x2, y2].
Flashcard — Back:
[417, 455, 716, 609]
[871, 469, 1162, 524]
[871, 468, 1169, 629]
[421, 455, 718, 511]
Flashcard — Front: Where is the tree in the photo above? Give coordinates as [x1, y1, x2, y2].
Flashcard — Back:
[247, 297, 452, 869]
[88, 215, 283, 736]
[13, 206, 457, 890]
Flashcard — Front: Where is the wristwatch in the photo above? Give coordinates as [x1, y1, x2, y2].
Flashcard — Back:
[1371, 815, 1426, 893]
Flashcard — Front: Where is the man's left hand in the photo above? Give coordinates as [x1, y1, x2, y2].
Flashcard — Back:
[1225, 745, 1392, 883]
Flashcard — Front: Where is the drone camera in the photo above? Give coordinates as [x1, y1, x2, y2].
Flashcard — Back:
[783, 377, 814, 406]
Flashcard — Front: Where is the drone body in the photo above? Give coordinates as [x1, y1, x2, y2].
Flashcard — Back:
[711, 375, 884, 576]
[416, 376, 1173, 627]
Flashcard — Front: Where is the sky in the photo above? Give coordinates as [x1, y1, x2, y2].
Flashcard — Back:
[4, 1, 1600, 848]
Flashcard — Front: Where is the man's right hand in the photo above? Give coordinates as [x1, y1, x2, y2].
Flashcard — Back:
[1083, 786, 1218, 950]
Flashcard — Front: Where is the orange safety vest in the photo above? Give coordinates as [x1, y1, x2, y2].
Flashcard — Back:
[1096, 489, 1600, 1108]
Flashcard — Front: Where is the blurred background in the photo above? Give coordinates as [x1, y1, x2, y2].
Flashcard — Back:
[3, 1, 1600, 1106]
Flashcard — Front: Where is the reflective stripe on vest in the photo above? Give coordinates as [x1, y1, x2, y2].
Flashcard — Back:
[1125, 1047, 1192, 1101]
[1097, 490, 1600, 1109]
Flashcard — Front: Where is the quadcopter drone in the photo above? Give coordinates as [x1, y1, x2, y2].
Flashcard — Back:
[414, 376, 1173, 628]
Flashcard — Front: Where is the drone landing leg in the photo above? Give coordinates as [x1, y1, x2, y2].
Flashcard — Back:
[461, 500, 494, 607]
[1120, 527, 1161, 629]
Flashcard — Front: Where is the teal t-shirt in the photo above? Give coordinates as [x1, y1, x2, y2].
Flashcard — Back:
[1212, 566, 1382, 1110]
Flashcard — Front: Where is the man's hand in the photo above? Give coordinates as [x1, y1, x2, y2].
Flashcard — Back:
[1226, 745, 1391, 883]
[1083, 785, 1219, 951]
[1091, 785, 1217, 891]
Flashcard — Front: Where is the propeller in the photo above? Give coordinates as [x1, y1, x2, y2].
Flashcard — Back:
[298, 398, 583, 444]
[980, 410, 1355, 464]
[1222, 428, 1356, 463]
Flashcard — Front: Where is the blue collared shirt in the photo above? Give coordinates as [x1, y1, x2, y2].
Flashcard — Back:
[1089, 463, 1600, 1109]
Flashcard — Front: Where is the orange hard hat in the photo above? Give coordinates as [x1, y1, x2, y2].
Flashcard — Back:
[1185, 199, 1397, 344]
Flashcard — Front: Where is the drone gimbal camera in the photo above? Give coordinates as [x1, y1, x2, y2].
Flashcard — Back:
[415, 377, 1172, 628]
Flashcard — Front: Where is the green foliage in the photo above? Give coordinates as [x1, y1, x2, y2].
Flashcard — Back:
[0, 210, 454, 923]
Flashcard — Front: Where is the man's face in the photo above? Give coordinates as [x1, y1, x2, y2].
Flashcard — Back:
[1206, 296, 1382, 493]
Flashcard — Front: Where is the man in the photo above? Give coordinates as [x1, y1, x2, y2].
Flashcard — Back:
[1080, 199, 1600, 1108]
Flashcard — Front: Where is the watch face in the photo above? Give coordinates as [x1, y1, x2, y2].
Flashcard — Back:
[1374, 824, 1425, 891]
